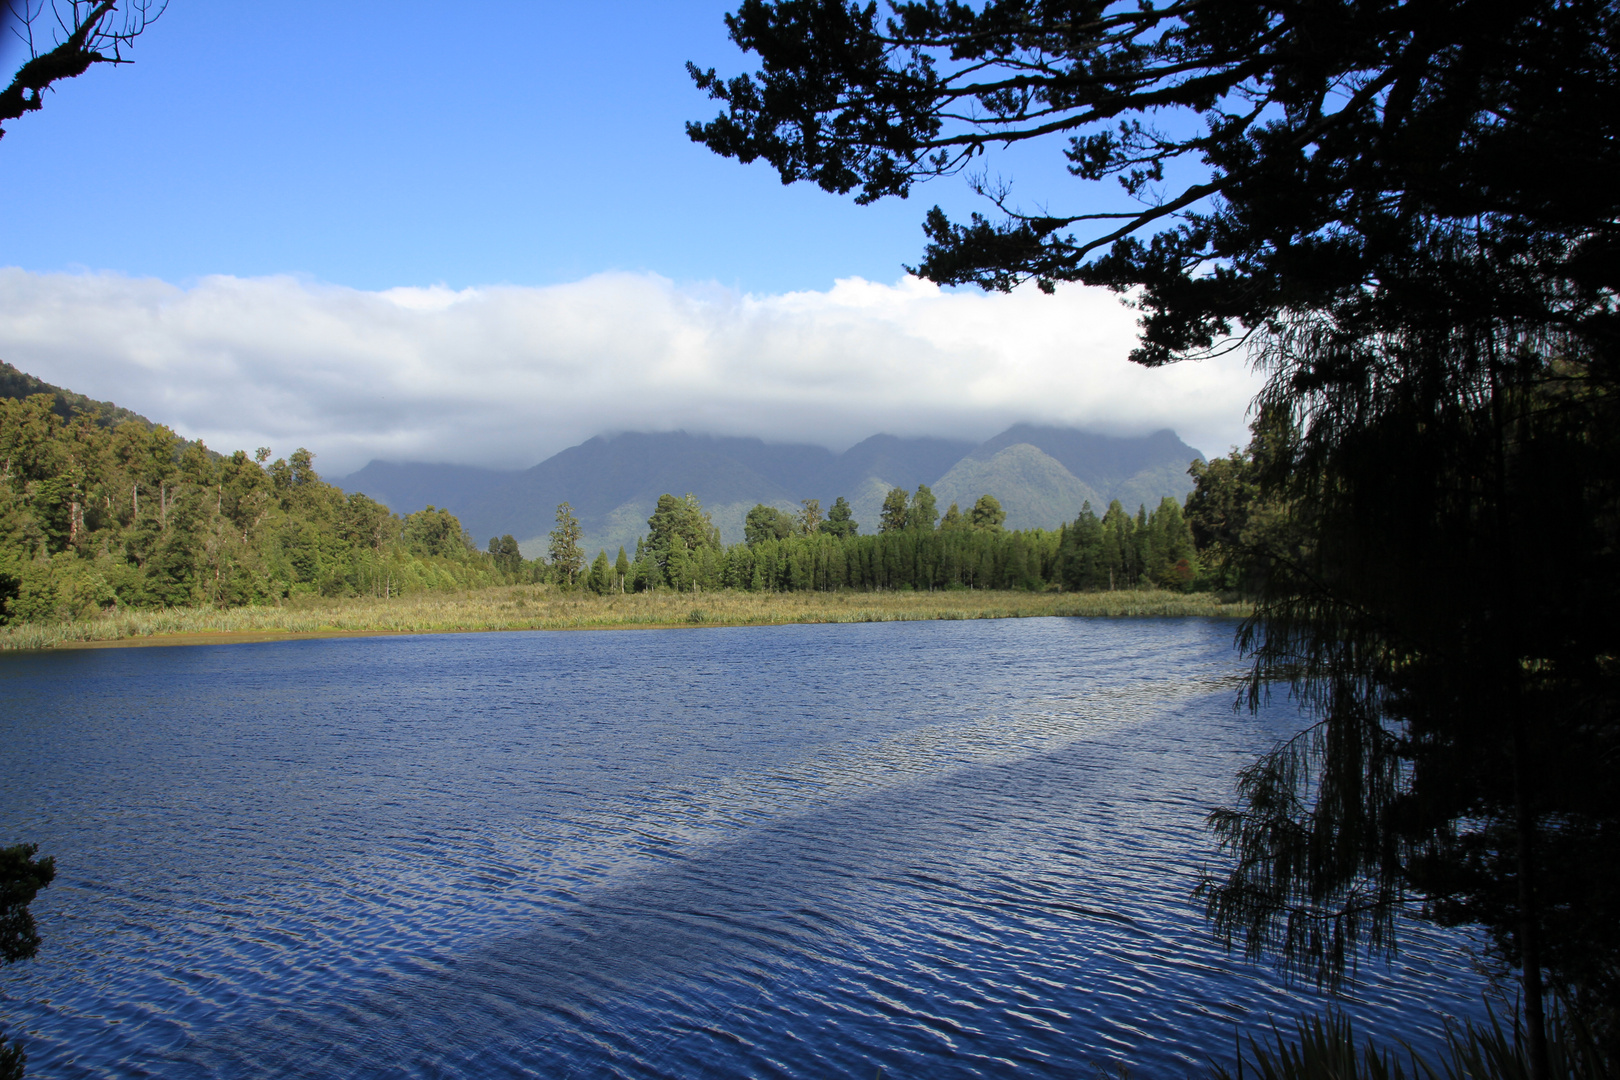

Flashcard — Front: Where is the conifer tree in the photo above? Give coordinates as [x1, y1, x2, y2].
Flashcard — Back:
[646, 493, 722, 587]
[1059, 502, 1103, 590]
[823, 496, 858, 538]
[548, 502, 584, 585]
[878, 487, 909, 533]
[588, 550, 611, 595]
[907, 484, 938, 531]
[798, 498, 823, 535]
[486, 535, 523, 577]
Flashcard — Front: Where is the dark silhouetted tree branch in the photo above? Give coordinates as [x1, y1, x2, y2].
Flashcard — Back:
[1, 0, 164, 140]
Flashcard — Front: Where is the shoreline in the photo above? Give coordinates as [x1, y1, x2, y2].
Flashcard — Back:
[2, 586, 1250, 653]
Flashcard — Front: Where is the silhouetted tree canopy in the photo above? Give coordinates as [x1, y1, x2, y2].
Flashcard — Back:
[689, 0, 1620, 366]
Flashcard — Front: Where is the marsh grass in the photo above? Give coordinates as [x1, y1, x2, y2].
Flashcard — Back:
[1207, 1003, 1612, 1080]
[0, 586, 1248, 651]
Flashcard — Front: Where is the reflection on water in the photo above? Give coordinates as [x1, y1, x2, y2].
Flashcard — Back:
[0, 618, 1487, 1078]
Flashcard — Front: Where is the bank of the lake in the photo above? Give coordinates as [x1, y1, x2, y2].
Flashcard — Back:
[0, 586, 1249, 651]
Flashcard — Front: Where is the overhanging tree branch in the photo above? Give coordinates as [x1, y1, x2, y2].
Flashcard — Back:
[0, 0, 164, 140]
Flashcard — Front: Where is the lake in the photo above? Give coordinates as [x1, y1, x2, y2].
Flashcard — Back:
[0, 617, 1490, 1078]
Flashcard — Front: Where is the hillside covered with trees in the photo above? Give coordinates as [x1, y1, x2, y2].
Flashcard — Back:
[0, 392, 506, 624]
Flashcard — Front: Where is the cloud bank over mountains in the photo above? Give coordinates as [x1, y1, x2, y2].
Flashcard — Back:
[0, 267, 1263, 475]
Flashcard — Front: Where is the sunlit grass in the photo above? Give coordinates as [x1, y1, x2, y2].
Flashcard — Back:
[0, 585, 1249, 651]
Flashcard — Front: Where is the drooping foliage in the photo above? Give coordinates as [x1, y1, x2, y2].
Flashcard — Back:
[689, 4, 1620, 1066]
[1198, 305, 1620, 1059]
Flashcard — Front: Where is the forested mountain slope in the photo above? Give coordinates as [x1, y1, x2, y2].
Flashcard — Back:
[0, 369, 504, 624]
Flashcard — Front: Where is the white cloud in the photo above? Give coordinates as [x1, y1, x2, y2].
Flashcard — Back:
[0, 267, 1263, 476]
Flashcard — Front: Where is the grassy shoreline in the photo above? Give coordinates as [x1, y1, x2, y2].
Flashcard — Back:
[0, 585, 1250, 652]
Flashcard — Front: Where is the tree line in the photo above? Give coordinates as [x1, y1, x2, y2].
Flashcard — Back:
[549, 484, 1205, 597]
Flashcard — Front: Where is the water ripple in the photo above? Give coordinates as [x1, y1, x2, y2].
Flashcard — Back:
[0, 617, 1491, 1078]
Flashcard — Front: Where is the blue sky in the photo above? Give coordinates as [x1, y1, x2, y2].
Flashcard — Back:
[2, 0, 1061, 293]
[0, 2, 1258, 472]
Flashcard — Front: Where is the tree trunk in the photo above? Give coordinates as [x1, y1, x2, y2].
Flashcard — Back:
[1492, 367, 1549, 1080]
[1513, 718, 1550, 1080]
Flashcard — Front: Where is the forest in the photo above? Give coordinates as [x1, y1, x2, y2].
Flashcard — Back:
[0, 392, 499, 624]
[599, 489, 1199, 596]
[0, 385, 1243, 626]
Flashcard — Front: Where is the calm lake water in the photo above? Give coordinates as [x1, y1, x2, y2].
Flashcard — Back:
[1, 617, 1489, 1078]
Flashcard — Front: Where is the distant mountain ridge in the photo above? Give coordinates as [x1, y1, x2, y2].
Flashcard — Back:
[334, 426, 1205, 559]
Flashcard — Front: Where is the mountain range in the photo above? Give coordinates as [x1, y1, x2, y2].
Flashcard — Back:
[333, 425, 1206, 559]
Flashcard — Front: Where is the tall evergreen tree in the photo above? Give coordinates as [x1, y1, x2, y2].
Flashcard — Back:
[907, 484, 938, 531]
[1058, 502, 1103, 590]
[487, 534, 523, 575]
[646, 493, 721, 587]
[614, 546, 630, 593]
[798, 498, 823, 535]
[587, 550, 612, 595]
[548, 502, 584, 585]
[878, 487, 909, 533]
[822, 495, 858, 538]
